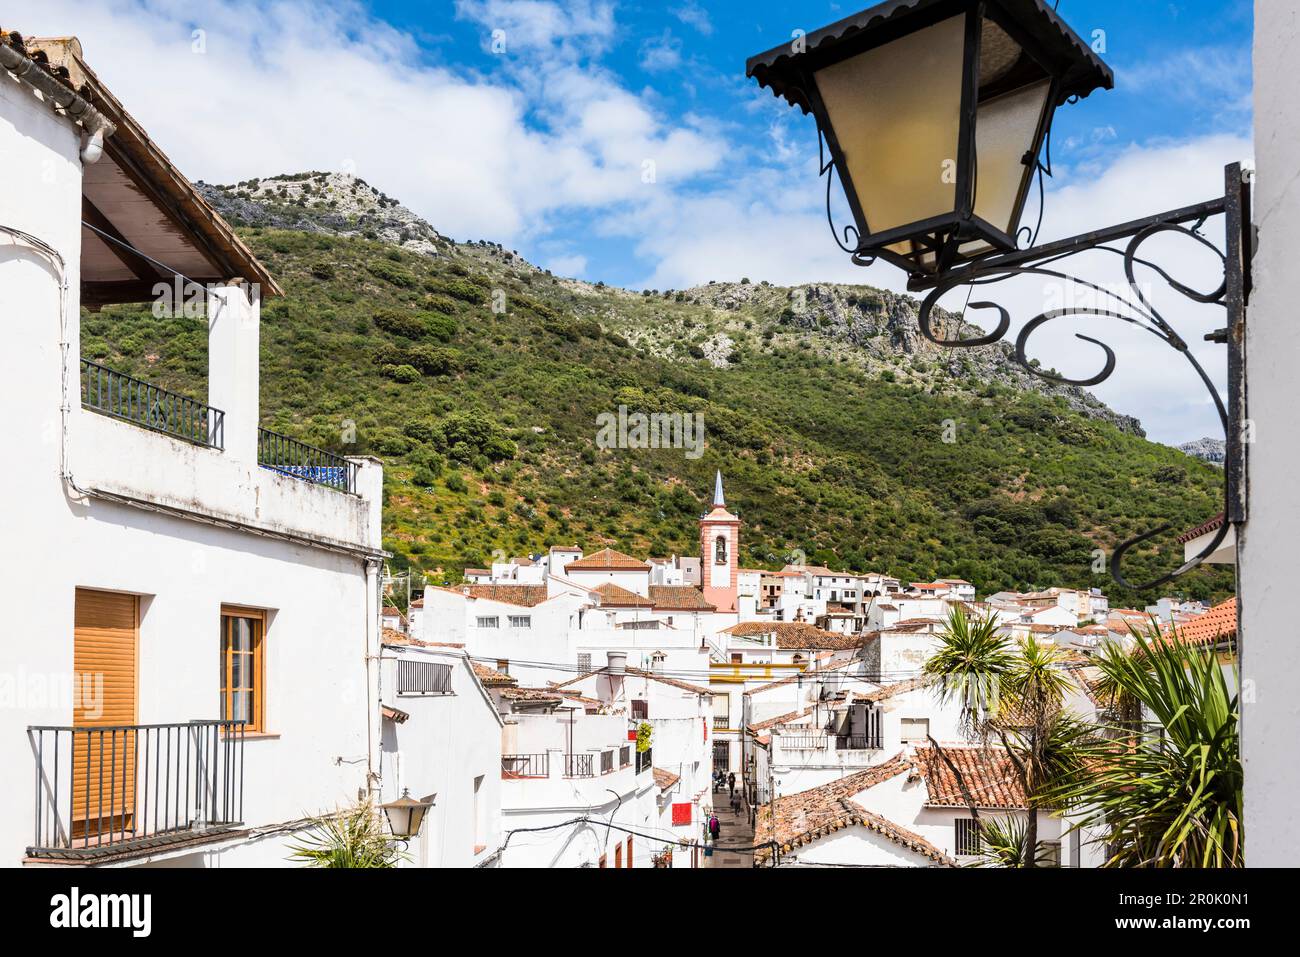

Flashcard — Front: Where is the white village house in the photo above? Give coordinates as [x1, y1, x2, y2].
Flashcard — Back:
[1, 33, 388, 866]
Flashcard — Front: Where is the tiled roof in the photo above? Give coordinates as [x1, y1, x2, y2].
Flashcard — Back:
[464, 584, 549, 607]
[381, 627, 464, 648]
[557, 690, 606, 709]
[915, 746, 1028, 810]
[471, 661, 517, 687]
[499, 686, 564, 703]
[724, 621, 860, 650]
[1177, 512, 1226, 544]
[463, 568, 490, 576]
[565, 547, 650, 571]
[648, 585, 715, 610]
[652, 768, 680, 790]
[1170, 597, 1237, 648]
[590, 582, 654, 607]
[860, 676, 931, 703]
[746, 660, 857, 696]
[749, 705, 817, 732]
[551, 666, 712, 697]
[755, 754, 955, 866]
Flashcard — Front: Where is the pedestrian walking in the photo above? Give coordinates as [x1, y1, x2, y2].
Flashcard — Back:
[708, 813, 720, 843]
[728, 771, 736, 797]
[730, 792, 740, 814]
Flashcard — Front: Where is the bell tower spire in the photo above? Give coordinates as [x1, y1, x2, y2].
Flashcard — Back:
[699, 472, 740, 614]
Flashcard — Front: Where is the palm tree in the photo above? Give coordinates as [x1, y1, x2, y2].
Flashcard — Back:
[288, 799, 405, 868]
[925, 606, 1081, 867]
[972, 816, 1060, 868]
[1046, 626, 1242, 867]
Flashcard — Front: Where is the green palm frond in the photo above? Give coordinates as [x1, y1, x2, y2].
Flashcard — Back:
[1046, 624, 1242, 868]
[288, 799, 405, 868]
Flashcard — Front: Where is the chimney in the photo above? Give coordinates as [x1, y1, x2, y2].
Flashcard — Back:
[606, 651, 627, 676]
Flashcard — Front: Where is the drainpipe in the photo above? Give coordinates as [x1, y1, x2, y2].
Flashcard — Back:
[365, 556, 383, 797]
[0, 39, 116, 160]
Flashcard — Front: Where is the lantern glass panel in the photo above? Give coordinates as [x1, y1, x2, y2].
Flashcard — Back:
[972, 19, 1052, 237]
[813, 15, 966, 236]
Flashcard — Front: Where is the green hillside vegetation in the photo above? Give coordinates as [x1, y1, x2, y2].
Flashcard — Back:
[80, 226, 1232, 607]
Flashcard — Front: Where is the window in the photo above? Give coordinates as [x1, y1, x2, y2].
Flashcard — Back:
[476, 616, 500, 629]
[714, 535, 727, 565]
[221, 608, 265, 732]
[396, 658, 453, 695]
[577, 653, 592, 673]
[507, 615, 531, 628]
[900, 717, 930, 744]
[632, 699, 649, 719]
[713, 740, 730, 772]
[954, 818, 982, 857]
[730, 653, 742, 664]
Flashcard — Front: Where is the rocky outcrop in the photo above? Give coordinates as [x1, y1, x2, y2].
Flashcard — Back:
[1178, 436, 1226, 465]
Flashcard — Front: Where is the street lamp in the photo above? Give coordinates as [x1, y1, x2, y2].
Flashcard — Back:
[380, 789, 433, 841]
[747, 0, 1251, 590]
[747, 0, 1112, 277]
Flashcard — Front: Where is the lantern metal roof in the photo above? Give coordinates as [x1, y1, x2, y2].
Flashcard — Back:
[747, 0, 1113, 114]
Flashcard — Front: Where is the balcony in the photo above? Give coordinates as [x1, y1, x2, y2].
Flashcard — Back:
[835, 734, 884, 751]
[713, 716, 731, 731]
[27, 720, 245, 862]
[564, 753, 595, 778]
[619, 745, 631, 768]
[501, 753, 549, 779]
[781, 734, 830, 750]
[257, 428, 357, 493]
[81, 359, 224, 449]
[635, 747, 653, 775]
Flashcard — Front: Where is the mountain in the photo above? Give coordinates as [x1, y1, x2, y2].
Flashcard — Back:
[1179, 437, 1226, 466]
[81, 173, 1232, 605]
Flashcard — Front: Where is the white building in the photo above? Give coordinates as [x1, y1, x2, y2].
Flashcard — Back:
[378, 636, 504, 867]
[2, 34, 385, 867]
[757, 747, 1063, 868]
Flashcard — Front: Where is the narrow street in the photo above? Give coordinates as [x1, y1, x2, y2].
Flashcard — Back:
[702, 779, 755, 869]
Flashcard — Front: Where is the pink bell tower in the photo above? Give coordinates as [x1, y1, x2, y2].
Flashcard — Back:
[699, 470, 740, 613]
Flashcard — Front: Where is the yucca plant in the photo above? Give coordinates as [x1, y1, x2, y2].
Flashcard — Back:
[1047, 626, 1242, 867]
[288, 799, 405, 868]
[971, 816, 1059, 868]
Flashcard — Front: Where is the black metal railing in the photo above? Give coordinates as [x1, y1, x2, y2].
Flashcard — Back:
[395, 660, 453, 696]
[564, 753, 594, 778]
[600, 750, 614, 774]
[28, 720, 245, 859]
[257, 428, 356, 493]
[501, 754, 549, 779]
[81, 359, 224, 449]
[835, 734, 883, 751]
[619, 745, 631, 768]
[635, 747, 653, 774]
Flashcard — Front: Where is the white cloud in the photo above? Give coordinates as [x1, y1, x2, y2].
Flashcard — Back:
[640, 29, 684, 72]
[672, 2, 713, 37]
[6, 0, 723, 246]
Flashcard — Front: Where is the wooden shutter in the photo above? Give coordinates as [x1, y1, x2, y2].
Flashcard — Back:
[72, 588, 139, 838]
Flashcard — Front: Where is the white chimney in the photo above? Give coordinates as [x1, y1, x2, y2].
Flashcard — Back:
[606, 651, 627, 676]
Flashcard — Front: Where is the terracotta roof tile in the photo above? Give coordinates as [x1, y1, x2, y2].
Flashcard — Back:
[471, 661, 517, 687]
[652, 768, 680, 790]
[564, 547, 650, 571]
[755, 754, 955, 866]
[915, 746, 1028, 810]
[724, 620, 861, 650]
[464, 584, 549, 607]
[1177, 512, 1226, 544]
[648, 585, 715, 610]
[499, 686, 564, 703]
[590, 582, 655, 607]
[381, 704, 409, 724]
[1171, 597, 1237, 648]
[745, 660, 857, 696]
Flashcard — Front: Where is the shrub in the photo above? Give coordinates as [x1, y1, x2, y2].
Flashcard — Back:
[382, 364, 421, 383]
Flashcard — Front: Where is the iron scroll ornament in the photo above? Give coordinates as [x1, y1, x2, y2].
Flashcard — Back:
[905, 187, 1245, 593]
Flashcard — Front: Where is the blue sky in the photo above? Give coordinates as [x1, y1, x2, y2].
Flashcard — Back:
[10, 0, 1256, 440]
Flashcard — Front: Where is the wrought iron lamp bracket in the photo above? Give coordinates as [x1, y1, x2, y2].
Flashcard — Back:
[898, 163, 1251, 592]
